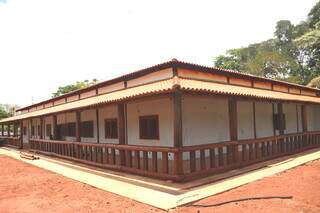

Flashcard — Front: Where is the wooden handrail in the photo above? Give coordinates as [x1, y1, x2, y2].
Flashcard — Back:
[29, 139, 179, 152]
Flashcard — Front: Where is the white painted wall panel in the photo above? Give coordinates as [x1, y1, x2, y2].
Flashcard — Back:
[127, 97, 174, 147]
[182, 95, 230, 146]
[283, 103, 298, 134]
[237, 101, 254, 140]
[255, 102, 274, 138]
[98, 105, 119, 144]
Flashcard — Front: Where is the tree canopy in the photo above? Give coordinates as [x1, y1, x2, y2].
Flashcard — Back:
[214, 0, 320, 87]
[52, 79, 99, 98]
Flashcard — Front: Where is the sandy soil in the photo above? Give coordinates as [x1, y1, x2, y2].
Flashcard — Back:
[0, 155, 320, 213]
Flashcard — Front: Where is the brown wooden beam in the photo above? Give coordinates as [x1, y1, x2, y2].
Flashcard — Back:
[118, 103, 126, 166]
[96, 108, 100, 143]
[53, 115, 58, 140]
[173, 89, 183, 175]
[20, 120, 23, 149]
[173, 89, 183, 148]
[228, 98, 238, 141]
[40, 117, 44, 139]
[76, 111, 81, 142]
[228, 97, 239, 164]
[13, 123, 16, 137]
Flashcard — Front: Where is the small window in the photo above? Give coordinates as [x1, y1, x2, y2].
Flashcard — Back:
[105, 119, 118, 139]
[80, 121, 94, 138]
[139, 115, 159, 140]
[273, 113, 286, 131]
[23, 127, 27, 136]
[46, 124, 52, 137]
[67, 122, 76, 137]
[31, 126, 35, 136]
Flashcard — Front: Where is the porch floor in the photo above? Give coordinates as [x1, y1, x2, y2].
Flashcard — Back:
[1, 147, 320, 210]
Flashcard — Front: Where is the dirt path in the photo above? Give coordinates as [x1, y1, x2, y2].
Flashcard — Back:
[0, 155, 320, 213]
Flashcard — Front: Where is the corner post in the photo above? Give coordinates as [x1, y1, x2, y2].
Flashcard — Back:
[173, 88, 183, 176]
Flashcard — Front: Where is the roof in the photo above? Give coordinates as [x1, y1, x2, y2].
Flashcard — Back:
[16, 59, 319, 112]
[2, 76, 320, 123]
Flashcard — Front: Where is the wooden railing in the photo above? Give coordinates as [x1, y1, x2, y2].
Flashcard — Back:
[179, 131, 320, 181]
[29, 139, 181, 181]
[0, 136, 22, 148]
[29, 131, 320, 182]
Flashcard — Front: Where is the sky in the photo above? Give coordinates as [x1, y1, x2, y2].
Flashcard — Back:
[0, 0, 318, 107]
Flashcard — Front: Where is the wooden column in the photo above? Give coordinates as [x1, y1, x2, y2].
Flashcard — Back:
[118, 103, 126, 166]
[13, 123, 16, 137]
[20, 120, 23, 149]
[53, 115, 58, 140]
[229, 98, 238, 141]
[7, 123, 10, 137]
[96, 108, 100, 143]
[39, 117, 44, 139]
[1, 124, 3, 136]
[75, 111, 81, 142]
[228, 97, 239, 164]
[173, 89, 183, 175]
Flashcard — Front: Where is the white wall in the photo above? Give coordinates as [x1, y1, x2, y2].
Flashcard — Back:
[307, 105, 320, 131]
[255, 102, 274, 138]
[182, 95, 230, 146]
[283, 103, 297, 134]
[127, 96, 174, 147]
[98, 104, 119, 144]
[22, 119, 29, 143]
[44, 116, 53, 139]
[237, 101, 254, 140]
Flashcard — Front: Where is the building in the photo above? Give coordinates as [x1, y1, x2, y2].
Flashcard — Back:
[1, 59, 320, 182]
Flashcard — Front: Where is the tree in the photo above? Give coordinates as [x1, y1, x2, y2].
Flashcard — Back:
[0, 104, 16, 119]
[308, 1, 320, 28]
[52, 79, 99, 97]
[214, 1, 320, 86]
[307, 76, 320, 88]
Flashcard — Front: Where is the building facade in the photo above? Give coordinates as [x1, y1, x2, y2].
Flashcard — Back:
[1, 59, 320, 181]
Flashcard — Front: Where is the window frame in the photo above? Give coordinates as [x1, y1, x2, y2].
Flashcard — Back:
[80, 121, 94, 138]
[139, 115, 160, 140]
[104, 118, 118, 139]
[46, 124, 52, 137]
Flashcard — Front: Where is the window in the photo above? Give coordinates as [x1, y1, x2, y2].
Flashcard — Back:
[273, 113, 286, 131]
[105, 119, 118, 139]
[37, 125, 41, 136]
[31, 126, 35, 136]
[80, 121, 94, 138]
[67, 122, 76, 137]
[139, 115, 159, 140]
[46, 124, 52, 137]
[23, 127, 27, 136]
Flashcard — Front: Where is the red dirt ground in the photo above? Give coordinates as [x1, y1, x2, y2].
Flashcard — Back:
[0, 155, 320, 213]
